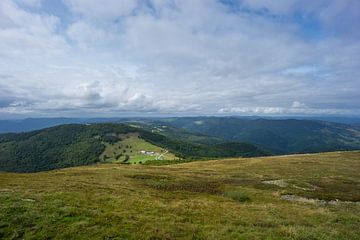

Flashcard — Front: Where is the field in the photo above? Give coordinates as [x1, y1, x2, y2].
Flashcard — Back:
[99, 133, 177, 164]
[0, 151, 360, 239]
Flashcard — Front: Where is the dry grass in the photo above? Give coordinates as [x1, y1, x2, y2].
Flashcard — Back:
[0, 151, 360, 239]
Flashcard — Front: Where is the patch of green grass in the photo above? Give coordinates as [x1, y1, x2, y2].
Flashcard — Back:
[100, 133, 177, 164]
[224, 190, 250, 202]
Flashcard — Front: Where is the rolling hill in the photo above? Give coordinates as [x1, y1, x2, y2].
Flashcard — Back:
[156, 117, 360, 154]
[0, 123, 268, 173]
[1, 117, 359, 156]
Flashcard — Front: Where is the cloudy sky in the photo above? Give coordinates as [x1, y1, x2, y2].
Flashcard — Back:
[0, 0, 359, 118]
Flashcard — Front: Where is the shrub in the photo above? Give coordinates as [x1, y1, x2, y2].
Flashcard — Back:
[224, 190, 250, 202]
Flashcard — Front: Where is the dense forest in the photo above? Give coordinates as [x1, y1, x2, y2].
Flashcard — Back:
[0, 123, 268, 173]
[158, 117, 360, 154]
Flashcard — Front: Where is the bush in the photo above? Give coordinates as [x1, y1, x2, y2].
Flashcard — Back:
[224, 190, 250, 202]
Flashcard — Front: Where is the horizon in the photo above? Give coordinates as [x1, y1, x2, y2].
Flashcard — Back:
[0, 0, 359, 118]
[1, 114, 360, 125]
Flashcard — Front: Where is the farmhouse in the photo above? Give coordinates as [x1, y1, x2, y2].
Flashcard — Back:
[140, 150, 156, 156]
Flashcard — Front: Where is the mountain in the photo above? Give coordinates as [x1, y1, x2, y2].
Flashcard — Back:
[123, 120, 226, 145]
[1, 116, 359, 156]
[1, 116, 360, 134]
[0, 123, 268, 173]
[156, 117, 360, 154]
[0, 118, 125, 133]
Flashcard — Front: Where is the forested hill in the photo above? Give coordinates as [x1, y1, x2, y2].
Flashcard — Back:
[0, 123, 268, 173]
[159, 117, 360, 154]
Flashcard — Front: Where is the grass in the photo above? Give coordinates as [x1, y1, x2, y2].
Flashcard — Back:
[223, 190, 251, 202]
[99, 133, 177, 164]
[0, 151, 360, 239]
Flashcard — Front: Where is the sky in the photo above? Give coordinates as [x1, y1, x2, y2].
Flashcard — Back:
[0, 0, 359, 118]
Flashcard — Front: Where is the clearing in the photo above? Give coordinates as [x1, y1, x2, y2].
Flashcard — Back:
[99, 132, 177, 164]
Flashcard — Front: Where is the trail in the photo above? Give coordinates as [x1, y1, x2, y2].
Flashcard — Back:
[156, 150, 168, 160]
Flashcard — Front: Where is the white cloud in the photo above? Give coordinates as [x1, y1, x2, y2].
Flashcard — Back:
[218, 106, 360, 116]
[219, 107, 285, 115]
[67, 21, 108, 49]
[0, 0, 359, 117]
[0, 0, 68, 59]
[291, 101, 307, 109]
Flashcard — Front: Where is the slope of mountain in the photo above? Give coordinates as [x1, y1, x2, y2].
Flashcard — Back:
[0, 123, 268, 173]
[158, 117, 360, 154]
[1, 151, 359, 239]
[124, 120, 226, 145]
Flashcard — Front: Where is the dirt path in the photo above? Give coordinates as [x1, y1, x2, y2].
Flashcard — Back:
[156, 150, 168, 160]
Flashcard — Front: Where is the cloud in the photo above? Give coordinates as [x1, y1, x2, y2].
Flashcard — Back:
[67, 21, 108, 49]
[291, 101, 307, 109]
[218, 105, 360, 116]
[0, 0, 68, 59]
[0, 0, 359, 117]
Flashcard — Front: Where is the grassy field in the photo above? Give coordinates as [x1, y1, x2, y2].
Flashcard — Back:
[100, 133, 177, 164]
[0, 151, 359, 239]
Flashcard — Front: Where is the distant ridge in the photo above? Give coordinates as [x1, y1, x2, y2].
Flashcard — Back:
[159, 117, 360, 154]
[1, 116, 359, 134]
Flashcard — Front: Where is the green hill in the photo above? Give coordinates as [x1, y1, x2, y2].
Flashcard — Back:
[0, 123, 268, 173]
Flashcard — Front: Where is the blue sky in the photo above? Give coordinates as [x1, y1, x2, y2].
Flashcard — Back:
[0, 0, 359, 118]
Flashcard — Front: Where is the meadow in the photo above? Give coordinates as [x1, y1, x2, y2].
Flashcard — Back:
[100, 133, 177, 164]
[0, 151, 359, 239]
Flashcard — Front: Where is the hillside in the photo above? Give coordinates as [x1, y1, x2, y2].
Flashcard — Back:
[1, 117, 359, 156]
[158, 117, 360, 154]
[0, 123, 268, 173]
[125, 121, 226, 145]
[0, 151, 359, 239]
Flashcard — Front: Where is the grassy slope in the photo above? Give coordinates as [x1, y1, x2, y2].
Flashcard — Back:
[0, 151, 360, 239]
[100, 133, 177, 164]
